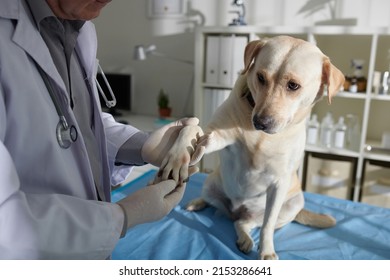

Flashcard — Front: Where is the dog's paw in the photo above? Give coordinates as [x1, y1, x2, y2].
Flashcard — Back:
[186, 198, 207, 211]
[259, 252, 279, 260]
[236, 234, 254, 254]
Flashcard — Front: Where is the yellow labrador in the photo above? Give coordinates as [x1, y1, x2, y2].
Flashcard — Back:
[158, 36, 345, 260]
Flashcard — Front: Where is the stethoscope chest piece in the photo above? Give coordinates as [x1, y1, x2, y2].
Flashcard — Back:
[34, 58, 114, 149]
[56, 121, 78, 149]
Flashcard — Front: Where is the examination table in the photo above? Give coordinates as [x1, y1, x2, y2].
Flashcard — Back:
[112, 170, 390, 260]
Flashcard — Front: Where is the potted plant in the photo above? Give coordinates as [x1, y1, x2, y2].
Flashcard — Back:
[157, 88, 172, 118]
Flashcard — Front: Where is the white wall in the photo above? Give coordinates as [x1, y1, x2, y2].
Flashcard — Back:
[93, 0, 390, 118]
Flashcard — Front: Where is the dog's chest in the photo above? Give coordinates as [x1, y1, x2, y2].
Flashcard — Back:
[219, 139, 281, 196]
[224, 132, 291, 168]
[218, 130, 303, 199]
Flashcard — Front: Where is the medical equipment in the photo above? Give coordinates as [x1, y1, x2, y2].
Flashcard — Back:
[95, 63, 117, 108]
[229, 0, 247, 26]
[35, 61, 116, 149]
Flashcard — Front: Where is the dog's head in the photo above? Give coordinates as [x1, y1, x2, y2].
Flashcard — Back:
[241, 36, 345, 134]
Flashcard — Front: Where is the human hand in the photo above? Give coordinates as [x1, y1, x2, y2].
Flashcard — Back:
[117, 180, 186, 229]
[156, 125, 204, 183]
[141, 117, 199, 167]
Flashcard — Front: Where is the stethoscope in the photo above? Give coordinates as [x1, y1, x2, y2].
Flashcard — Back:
[35, 61, 116, 149]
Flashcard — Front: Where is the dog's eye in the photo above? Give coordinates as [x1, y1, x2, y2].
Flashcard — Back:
[287, 81, 300, 91]
[257, 73, 266, 85]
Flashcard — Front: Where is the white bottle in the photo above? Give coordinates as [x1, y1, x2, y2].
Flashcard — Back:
[320, 113, 334, 148]
[345, 114, 360, 151]
[349, 78, 358, 93]
[306, 114, 319, 145]
[333, 116, 347, 149]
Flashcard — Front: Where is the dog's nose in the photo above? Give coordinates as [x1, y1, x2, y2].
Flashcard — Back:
[253, 115, 274, 132]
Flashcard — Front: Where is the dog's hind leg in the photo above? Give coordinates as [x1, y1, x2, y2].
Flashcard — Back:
[186, 170, 231, 215]
[275, 191, 305, 229]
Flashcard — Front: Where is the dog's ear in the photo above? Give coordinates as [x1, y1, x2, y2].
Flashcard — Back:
[242, 39, 267, 75]
[322, 57, 345, 104]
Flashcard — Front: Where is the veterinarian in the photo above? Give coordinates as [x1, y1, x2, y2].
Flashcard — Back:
[0, 0, 198, 259]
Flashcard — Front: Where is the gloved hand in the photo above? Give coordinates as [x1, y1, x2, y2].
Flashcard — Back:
[142, 117, 201, 184]
[156, 125, 204, 183]
[141, 117, 200, 167]
[117, 180, 186, 229]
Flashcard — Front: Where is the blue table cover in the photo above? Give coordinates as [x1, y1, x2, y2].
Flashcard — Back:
[112, 170, 390, 260]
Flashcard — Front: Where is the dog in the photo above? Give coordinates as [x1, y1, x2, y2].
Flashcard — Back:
[157, 35, 345, 260]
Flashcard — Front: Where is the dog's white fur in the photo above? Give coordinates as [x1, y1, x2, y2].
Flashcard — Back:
[158, 36, 345, 260]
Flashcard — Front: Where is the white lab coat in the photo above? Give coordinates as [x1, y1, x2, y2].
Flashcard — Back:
[0, 0, 139, 259]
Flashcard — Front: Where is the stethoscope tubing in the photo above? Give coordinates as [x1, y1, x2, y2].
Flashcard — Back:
[35, 63, 70, 131]
[34, 60, 116, 149]
[95, 63, 116, 108]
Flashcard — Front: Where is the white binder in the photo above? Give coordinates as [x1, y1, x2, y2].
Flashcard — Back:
[231, 36, 248, 84]
[205, 36, 220, 85]
[218, 36, 234, 86]
[205, 35, 248, 87]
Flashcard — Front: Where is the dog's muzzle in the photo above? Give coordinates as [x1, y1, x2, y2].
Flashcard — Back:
[252, 115, 276, 134]
[244, 89, 276, 133]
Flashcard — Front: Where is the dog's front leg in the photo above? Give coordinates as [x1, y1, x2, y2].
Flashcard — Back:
[196, 129, 235, 155]
[259, 181, 289, 260]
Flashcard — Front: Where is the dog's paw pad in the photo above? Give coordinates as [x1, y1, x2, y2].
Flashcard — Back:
[236, 236, 253, 254]
[260, 252, 279, 260]
[186, 198, 207, 211]
[186, 204, 197, 211]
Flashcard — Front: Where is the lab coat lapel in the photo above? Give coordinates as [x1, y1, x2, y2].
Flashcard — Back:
[76, 23, 112, 201]
[76, 23, 98, 81]
[11, 0, 68, 102]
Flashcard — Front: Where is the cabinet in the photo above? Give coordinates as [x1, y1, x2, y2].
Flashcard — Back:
[193, 25, 390, 207]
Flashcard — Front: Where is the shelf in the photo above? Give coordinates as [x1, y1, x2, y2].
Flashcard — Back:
[335, 91, 367, 99]
[197, 25, 390, 37]
[364, 144, 390, 162]
[305, 144, 360, 158]
[370, 94, 390, 101]
[202, 83, 234, 90]
[364, 151, 390, 162]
